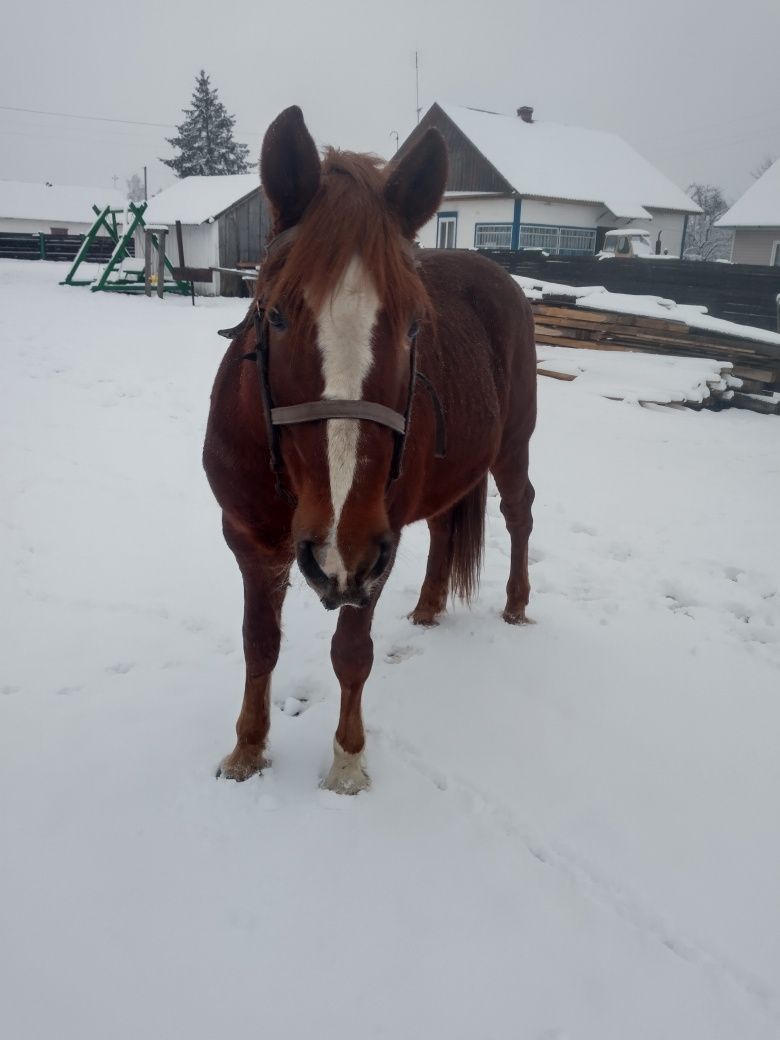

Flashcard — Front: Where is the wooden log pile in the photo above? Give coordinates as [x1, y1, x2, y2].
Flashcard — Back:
[532, 298, 780, 415]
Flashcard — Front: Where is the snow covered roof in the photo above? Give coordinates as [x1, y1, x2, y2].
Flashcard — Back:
[438, 104, 701, 219]
[143, 174, 259, 225]
[715, 158, 780, 229]
[0, 180, 126, 223]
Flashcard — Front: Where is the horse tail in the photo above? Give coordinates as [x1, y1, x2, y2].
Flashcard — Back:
[449, 474, 488, 604]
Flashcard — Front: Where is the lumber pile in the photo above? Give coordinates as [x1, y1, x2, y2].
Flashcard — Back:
[531, 297, 780, 414]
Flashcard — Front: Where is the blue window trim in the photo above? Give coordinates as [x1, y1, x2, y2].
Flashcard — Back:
[436, 210, 458, 248]
[473, 222, 513, 249]
[511, 198, 522, 250]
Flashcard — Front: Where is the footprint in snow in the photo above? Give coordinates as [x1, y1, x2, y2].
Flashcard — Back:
[569, 521, 597, 536]
[274, 680, 328, 716]
[385, 644, 423, 664]
[106, 662, 134, 675]
[55, 685, 82, 696]
[2, 685, 21, 696]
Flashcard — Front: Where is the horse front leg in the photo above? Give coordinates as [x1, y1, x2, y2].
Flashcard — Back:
[322, 602, 376, 794]
[217, 520, 292, 781]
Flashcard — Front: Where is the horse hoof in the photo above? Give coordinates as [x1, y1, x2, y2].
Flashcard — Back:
[408, 608, 441, 627]
[321, 740, 371, 795]
[216, 744, 269, 782]
[502, 608, 535, 626]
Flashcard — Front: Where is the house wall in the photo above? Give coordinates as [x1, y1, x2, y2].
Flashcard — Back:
[419, 197, 691, 256]
[133, 222, 220, 295]
[0, 217, 97, 235]
[731, 229, 780, 266]
[521, 198, 605, 227]
[418, 196, 514, 249]
[626, 210, 688, 257]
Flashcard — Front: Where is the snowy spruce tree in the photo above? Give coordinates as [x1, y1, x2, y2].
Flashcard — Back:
[162, 70, 251, 177]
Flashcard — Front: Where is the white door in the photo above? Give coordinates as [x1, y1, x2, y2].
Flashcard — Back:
[436, 215, 457, 249]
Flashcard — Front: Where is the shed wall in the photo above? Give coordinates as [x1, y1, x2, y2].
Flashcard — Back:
[732, 229, 780, 266]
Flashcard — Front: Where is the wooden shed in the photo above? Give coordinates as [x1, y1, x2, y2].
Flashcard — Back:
[137, 175, 272, 296]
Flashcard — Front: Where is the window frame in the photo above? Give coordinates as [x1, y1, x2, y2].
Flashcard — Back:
[473, 222, 513, 250]
[436, 211, 458, 249]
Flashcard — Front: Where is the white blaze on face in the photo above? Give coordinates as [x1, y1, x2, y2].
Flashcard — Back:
[312, 256, 380, 588]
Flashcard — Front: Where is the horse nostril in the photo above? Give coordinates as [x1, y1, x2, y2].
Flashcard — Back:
[297, 539, 328, 588]
[366, 534, 394, 584]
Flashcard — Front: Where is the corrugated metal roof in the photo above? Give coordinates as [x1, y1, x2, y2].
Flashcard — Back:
[439, 105, 700, 218]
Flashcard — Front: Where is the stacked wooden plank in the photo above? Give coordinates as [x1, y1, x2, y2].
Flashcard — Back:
[532, 297, 780, 414]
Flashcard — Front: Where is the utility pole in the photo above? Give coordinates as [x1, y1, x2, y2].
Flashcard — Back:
[143, 165, 148, 202]
[112, 174, 119, 189]
[415, 51, 421, 124]
[390, 130, 399, 154]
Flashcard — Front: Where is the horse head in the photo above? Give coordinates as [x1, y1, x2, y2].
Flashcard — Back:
[257, 106, 447, 610]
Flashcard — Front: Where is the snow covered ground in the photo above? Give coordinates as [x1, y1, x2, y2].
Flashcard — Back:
[2, 260, 779, 1040]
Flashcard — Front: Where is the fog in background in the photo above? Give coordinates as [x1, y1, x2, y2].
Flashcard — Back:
[1, 0, 778, 202]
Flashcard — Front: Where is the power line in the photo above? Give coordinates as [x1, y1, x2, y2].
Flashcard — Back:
[0, 104, 177, 129]
[0, 102, 262, 139]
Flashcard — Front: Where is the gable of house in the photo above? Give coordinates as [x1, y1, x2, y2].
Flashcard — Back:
[716, 158, 780, 230]
[400, 104, 699, 220]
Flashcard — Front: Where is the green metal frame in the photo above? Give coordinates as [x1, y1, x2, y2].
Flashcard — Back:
[61, 202, 192, 296]
[60, 204, 123, 286]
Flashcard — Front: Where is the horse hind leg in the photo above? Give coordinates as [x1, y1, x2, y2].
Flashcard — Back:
[491, 446, 535, 625]
[409, 511, 454, 626]
[410, 477, 488, 625]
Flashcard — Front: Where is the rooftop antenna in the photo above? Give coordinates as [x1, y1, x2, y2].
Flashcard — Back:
[415, 50, 421, 124]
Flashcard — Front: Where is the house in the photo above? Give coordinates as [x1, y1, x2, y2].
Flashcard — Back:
[397, 104, 700, 257]
[0, 180, 126, 235]
[715, 158, 780, 266]
[138, 174, 271, 296]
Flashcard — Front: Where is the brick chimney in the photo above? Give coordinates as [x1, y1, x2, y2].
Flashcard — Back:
[517, 106, 534, 123]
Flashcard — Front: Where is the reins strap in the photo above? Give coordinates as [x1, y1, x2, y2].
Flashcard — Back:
[389, 338, 417, 482]
[251, 308, 296, 506]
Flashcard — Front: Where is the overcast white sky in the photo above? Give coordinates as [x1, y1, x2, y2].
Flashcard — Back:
[1, 0, 778, 203]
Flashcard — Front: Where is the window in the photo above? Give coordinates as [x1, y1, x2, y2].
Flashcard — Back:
[474, 223, 513, 249]
[772, 241, 780, 266]
[50, 226, 68, 236]
[518, 224, 596, 256]
[436, 212, 457, 249]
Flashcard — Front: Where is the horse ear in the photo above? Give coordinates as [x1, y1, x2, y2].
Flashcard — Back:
[260, 106, 321, 231]
[384, 128, 448, 238]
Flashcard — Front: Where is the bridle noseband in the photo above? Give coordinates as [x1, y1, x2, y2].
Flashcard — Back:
[231, 226, 446, 505]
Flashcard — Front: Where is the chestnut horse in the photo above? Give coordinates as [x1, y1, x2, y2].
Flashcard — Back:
[203, 107, 536, 793]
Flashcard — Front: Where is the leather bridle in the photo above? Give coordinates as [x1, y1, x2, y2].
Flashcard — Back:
[229, 226, 446, 505]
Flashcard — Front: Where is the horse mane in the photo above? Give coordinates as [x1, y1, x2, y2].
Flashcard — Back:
[261, 148, 430, 335]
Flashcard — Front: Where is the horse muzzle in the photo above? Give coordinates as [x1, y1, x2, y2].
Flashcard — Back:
[296, 536, 393, 610]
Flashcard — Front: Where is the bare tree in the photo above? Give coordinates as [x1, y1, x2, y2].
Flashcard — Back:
[683, 183, 733, 261]
[126, 172, 145, 203]
[751, 154, 776, 180]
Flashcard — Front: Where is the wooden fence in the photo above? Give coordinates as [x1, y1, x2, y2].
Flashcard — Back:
[478, 250, 780, 332]
[0, 232, 130, 263]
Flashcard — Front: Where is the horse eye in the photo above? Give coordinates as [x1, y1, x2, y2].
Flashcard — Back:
[408, 320, 421, 340]
[267, 307, 286, 329]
